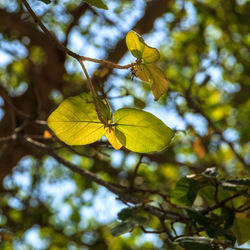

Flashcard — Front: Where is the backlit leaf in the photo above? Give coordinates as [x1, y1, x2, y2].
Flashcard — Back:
[83, 0, 108, 10]
[47, 93, 110, 145]
[113, 108, 174, 153]
[135, 64, 170, 101]
[126, 31, 160, 63]
[105, 128, 123, 150]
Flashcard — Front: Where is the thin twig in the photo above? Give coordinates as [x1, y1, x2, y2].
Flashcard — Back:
[21, 0, 134, 70]
[130, 155, 144, 189]
[202, 190, 247, 215]
[0, 85, 32, 119]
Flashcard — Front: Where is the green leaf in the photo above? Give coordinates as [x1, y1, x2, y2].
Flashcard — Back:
[113, 108, 174, 153]
[171, 177, 207, 206]
[175, 236, 214, 250]
[83, 0, 108, 10]
[126, 30, 160, 63]
[186, 208, 236, 242]
[134, 64, 170, 101]
[110, 221, 134, 236]
[47, 93, 110, 145]
[118, 208, 133, 221]
[232, 217, 250, 245]
[134, 97, 146, 109]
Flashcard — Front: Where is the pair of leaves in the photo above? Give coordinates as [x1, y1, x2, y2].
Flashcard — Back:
[47, 93, 174, 153]
[126, 31, 170, 101]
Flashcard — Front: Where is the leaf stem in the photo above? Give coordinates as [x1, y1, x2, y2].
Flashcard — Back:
[78, 59, 107, 125]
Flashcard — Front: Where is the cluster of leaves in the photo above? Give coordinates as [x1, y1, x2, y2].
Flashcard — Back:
[48, 31, 174, 153]
[111, 168, 250, 249]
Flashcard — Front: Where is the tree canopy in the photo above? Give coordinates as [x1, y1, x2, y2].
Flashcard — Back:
[0, 0, 249, 249]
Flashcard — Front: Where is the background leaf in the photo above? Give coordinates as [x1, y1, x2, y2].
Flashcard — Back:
[171, 177, 208, 206]
[113, 108, 174, 153]
[175, 236, 214, 250]
[110, 221, 135, 236]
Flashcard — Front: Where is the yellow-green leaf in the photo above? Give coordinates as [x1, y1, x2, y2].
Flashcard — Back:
[105, 128, 123, 150]
[47, 93, 110, 145]
[126, 30, 160, 63]
[113, 108, 174, 153]
[135, 64, 170, 101]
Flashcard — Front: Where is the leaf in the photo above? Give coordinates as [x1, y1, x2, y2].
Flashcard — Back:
[83, 0, 108, 10]
[47, 93, 110, 145]
[113, 108, 174, 153]
[126, 30, 160, 63]
[43, 130, 53, 139]
[231, 217, 250, 245]
[186, 208, 236, 242]
[134, 97, 146, 109]
[105, 128, 123, 150]
[175, 236, 214, 250]
[171, 177, 207, 206]
[110, 221, 135, 236]
[118, 208, 133, 221]
[134, 64, 170, 101]
[193, 137, 206, 159]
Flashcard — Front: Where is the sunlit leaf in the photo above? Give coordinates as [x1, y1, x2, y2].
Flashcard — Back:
[105, 128, 123, 150]
[113, 108, 174, 153]
[47, 93, 110, 145]
[135, 64, 170, 101]
[126, 30, 160, 63]
[83, 0, 108, 10]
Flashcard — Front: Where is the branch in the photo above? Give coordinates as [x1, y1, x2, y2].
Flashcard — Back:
[21, 0, 134, 70]
[23, 136, 187, 223]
